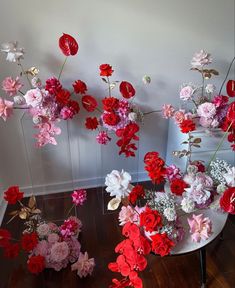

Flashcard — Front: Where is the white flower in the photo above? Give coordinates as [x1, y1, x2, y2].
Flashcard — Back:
[24, 88, 43, 107]
[205, 84, 216, 94]
[31, 77, 42, 88]
[163, 207, 176, 221]
[224, 167, 235, 187]
[128, 112, 138, 122]
[216, 184, 227, 194]
[180, 85, 195, 101]
[142, 75, 151, 84]
[13, 95, 25, 105]
[1, 41, 24, 62]
[33, 115, 42, 124]
[191, 50, 212, 68]
[105, 170, 132, 199]
[181, 197, 195, 213]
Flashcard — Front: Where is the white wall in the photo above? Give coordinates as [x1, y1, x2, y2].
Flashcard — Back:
[0, 0, 234, 195]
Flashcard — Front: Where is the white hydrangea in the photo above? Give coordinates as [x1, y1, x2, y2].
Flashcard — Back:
[181, 197, 195, 213]
[163, 207, 177, 221]
[216, 184, 227, 194]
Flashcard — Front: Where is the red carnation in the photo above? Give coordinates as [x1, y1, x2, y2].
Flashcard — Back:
[73, 80, 87, 94]
[191, 160, 206, 172]
[151, 233, 175, 257]
[27, 255, 45, 274]
[3, 243, 20, 258]
[82, 95, 98, 112]
[99, 64, 113, 77]
[56, 89, 71, 106]
[0, 229, 11, 247]
[144, 152, 160, 165]
[144, 151, 166, 184]
[21, 232, 38, 252]
[103, 112, 120, 126]
[119, 81, 136, 99]
[220, 187, 235, 214]
[102, 97, 119, 112]
[180, 119, 196, 133]
[4, 186, 24, 205]
[226, 80, 235, 97]
[128, 185, 145, 204]
[140, 207, 162, 232]
[45, 77, 62, 95]
[59, 33, 78, 56]
[170, 178, 188, 196]
[85, 117, 99, 130]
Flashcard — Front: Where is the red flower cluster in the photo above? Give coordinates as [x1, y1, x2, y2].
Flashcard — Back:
[4, 186, 24, 205]
[139, 207, 162, 232]
[99, 64, 114, 77]
[27, 255, 45, 274]
[128, 185, 145, 204]
[56, 89, 71, 105]
[179, 119, 196, 133]
[151, 233, 175, 257]
[220, 187, 235, 214]
[21, 232, 38, 252]
[170, 178, 188, 196]
[144, 151, 166, 184]
[85, 117, 99, 130]
[45, 77, 62, 95]
[73, 80, 87, 94]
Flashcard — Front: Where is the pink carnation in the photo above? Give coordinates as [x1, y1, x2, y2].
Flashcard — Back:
[60, 106, 74, 120]
[72, 189, 87, 206]
[50, 241, 69, 262]
[180, 85, 194, 101]
[45, 77, 62, 95]
[71, 252, 95, 278]
[118, 205, 139, 226]
[197, 102, 216, 119]
[188, 214, 212, 242]
[2, 76, 23, 96]
[165, 164, 181, 181]
[0, 97, 13, 121]
[60, 218, 80, 238]
[162, 104, 175, 119]
[96, 131, 111, 145]
[173, 109, 186, 124]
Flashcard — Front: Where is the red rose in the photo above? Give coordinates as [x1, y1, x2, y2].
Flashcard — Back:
[226, 80, 235, 97]
[220, 187, 235, 214]
[128, 185, 145, 204]
[99, 64, 113, 77]
[0, 229, 11, 247]
[3, 243, 20, 258]
[103, 112, 120, 126]
[140, 207, 162, 232]
[119, 81, 136, 99]
[21, 232, 38, 252]
[85, 117, 99, 130]
[73, 80, 87, 94]
[179, 119, 196, 133]
[82, 95, 98, 112]
[56, 89, 70, 106]
[102, 97, 119, 112]
[170, 179, 188, 196]
[4, 186, 24, 205]
[144, 151, 166, 184]
[68, 100, 80, 114]
[27, 255, 45, 274]
[151, 233, 175, 257]
[59, 33, 79, 56]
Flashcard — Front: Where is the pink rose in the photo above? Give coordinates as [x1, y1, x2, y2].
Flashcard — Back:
[173, 110, 186, 124]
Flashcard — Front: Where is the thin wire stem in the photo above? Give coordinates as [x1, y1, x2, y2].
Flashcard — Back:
[219, 57, 235, 95]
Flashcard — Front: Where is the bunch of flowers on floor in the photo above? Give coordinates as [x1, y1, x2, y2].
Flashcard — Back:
[162, 50, 235, 152]
[0, 187, 95, 277]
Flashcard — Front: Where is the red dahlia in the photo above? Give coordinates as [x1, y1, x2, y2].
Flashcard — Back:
[45, 77, 62, 95]
[68, 100, 80, 114]
[21, 232, 38, 252]
[27, 255, 45, 274]
[180, 119, 196, 133]
[99, 64, 114, 77]
[73, 80, 87, 94]
[103, 112, 120, 126]
[170, 178, 188, 196]
[4, 186, 24, 205]
[85, 117, 99, 130]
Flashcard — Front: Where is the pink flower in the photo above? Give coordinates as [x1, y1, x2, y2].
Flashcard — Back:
[180, 85, 195, 101]
[71, 252, 95, 278]
[191, 50, 212, 68]
[188, 214, 212, 242]
[96, 131, 111, 145]
[162, 104, 175, 119]
[212, 95, 229, 108]
[165, 165, 181, 181]
[47, 233, 60, 244]
[34, 121, 61, 147]
[24, 88, 43, 107]
[37, 224, 50, 237]
[2, 76, 23, 96]
[173, 109, 186, 124]
[66, 236, 81, 262]
[33, 240, 49, 257]
[45, 77, 62, 95]
[72, 189, 87, 206]
[50, 241, 69, 262]
[47, 222, 59, 232]
[60, 106, 74, 120]
[60, 217, 81, 238]
[118, 205, 139, 226]
[0, 97, 13, 121]
[197, 102, 216, 119]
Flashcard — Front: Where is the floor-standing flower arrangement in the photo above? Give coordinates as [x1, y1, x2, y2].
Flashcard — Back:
[0, 187, 95, 277]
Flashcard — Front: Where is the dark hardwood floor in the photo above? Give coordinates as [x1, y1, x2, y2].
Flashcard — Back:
[0, 187, 235, 288]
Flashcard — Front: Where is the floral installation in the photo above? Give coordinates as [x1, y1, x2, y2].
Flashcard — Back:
[162, 50, 235, 157]
[0, 186, 95, 276]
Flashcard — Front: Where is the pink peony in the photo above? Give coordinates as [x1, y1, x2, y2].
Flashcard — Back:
[96, 131, 111, 145]
[72, 189, 87, 206]
[191, 50, 212, 68]
[50, 241, 69, 262]
[118, 205, 139, 226]
[66, 236, 81, 262]
[180, 85, 194, 101]
[24, 88, 43, 107]
[162, 104, 175, 119]
[71, 252, 95, 278]
[197, 102, 216, 119]
[2, 76, 23, 96]
[0, 97, 13, 121]
[188, 214, 212, 242]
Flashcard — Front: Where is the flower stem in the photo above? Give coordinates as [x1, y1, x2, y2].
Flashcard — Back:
[18, 61, 32, 88]
[66, 203, 75, 217]
[58, 57, 68, 80]
[144, 110, 161, 115]
[107, 77, 111, 96]
[219, 56, 235, 95]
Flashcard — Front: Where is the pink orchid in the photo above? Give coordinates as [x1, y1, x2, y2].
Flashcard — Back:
[0, 97, 14, 121]
[2, 76, 23, 96]
[71, 252, 95, 278]
[187, 214, 212, 243]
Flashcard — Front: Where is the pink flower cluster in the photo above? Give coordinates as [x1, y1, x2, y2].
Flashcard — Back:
[72, 189, 87, 206]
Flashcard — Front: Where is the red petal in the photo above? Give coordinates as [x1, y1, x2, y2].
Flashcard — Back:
[119, 81, 136, 99]
[59, 33, 79, 56]
[226, 80, 235, 97]
[82, 95, 98, 112]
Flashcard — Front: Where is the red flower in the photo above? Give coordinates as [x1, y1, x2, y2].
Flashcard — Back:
[99, 64, 114, 77]
[85, 117, 99, 130]
[122, 223, 140, 240]
[132, 235, 151, 255]
[151, 233, 175, 257]
[4, 186, 24, 205]
[56, 89, 71, 106]
[21, 232, 38, 252]
[109, 278, 130, 288]
[67, 100, 80, 114]
[128, 185, 145, 204]
[59, 33, 79, 56]
[115, 239, 133, 255]
[129, 271, 143, 288]
[144, 151, 166, 184]
[228, 132, 235, 142]
[220, 187, 235, 214]
[140, 207, 162, 232]
[125, 249, 147, 271]
[103, 112, 120, 126]
[108, 255, 131, 277]
[82, 95, 98, 112]
[170, 179, 188, 196]
[45, 77, 62, 95]
[179, 119, 196, 133]
[73, 80, 87, 94]
[119, 81, 136, 99]
[27, 255, 45, 274]
[226, 102, 235, 123]
[0, 229, 11, 247]
[144, 152, 160, 165]
[226, 80, 235, 97]
[102, 97, 119, 112]
[3, 243, 20, 258]
[191, 160, 206, 172]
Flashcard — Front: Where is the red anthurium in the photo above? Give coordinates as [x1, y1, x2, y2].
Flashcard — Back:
[226, 80, 235, 97]
[226, 102, 235, 123]
[82, 95, 98, 112]
[59, 33, 79, 56]
[120, 81, 136, 99]
[220, 187, 235, 214]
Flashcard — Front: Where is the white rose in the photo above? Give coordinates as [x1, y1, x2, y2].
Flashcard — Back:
[105, 170, 132, 199]
[180, 85, 195, 101]
[1, 41, 24, 62]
